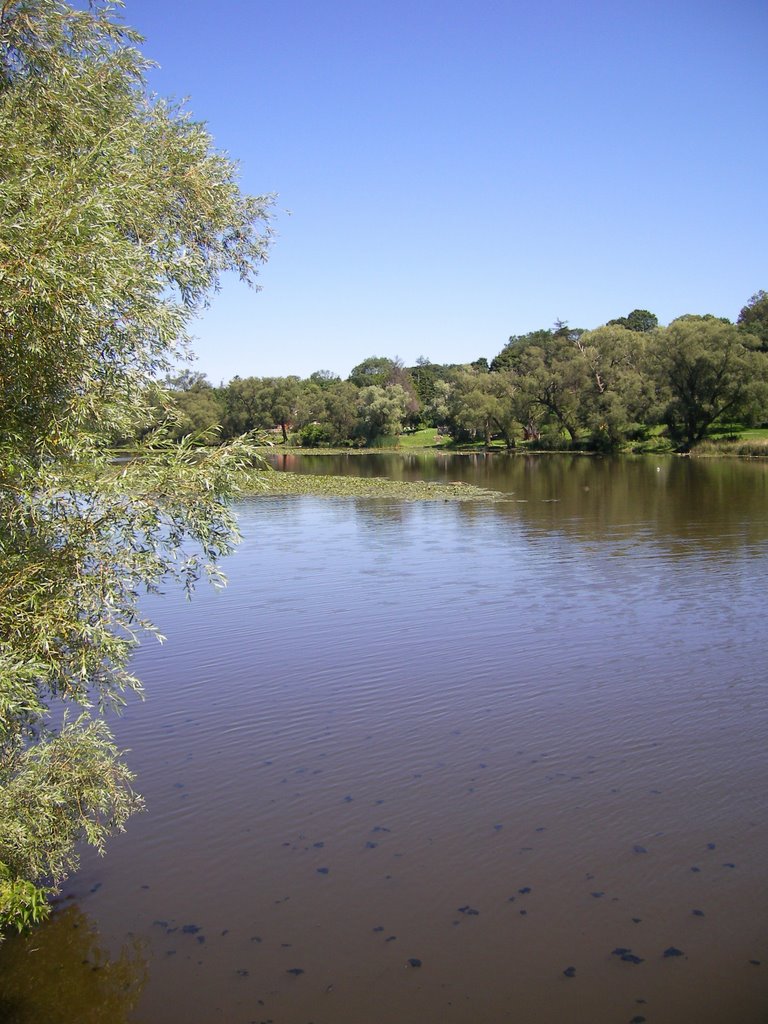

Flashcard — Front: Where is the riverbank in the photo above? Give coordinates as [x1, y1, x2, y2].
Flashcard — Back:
[255, 431, 768, 458]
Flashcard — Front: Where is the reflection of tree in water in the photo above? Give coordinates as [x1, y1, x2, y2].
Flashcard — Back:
[268, 451, 768, 554]
[0, 903, 147, 1024]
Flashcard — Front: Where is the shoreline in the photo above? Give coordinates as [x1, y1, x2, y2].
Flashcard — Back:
[256, 443, 768, 459]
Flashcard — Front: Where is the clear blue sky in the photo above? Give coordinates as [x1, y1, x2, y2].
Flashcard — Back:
[125, 0, 767, 384]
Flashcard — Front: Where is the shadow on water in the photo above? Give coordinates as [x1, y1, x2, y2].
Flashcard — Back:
[0, 903, 147, 1024]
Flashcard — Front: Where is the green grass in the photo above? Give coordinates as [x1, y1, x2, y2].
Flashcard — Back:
[705, 425, 768, 441]
[691, 424, 768, 456]
[395, 427, 444, 448]
[254, 422, 768, 459]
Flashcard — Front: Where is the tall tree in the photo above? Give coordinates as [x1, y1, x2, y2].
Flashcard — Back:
[445, 368, 526, 448]
[494, 331, 591, 443]
[0, 0, 273, 933]
[220, 376, 301, 441]
[356, 385, 409, 441]
[221, 376, 266, 437]
[650, 317, 768, 450]
[300, 379, 360, 445]
[260, 377, 302, 442]
[444, 369, 498, 446]
[572, 325, 655, 447]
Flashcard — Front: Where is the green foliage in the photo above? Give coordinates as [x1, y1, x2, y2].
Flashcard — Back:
[422, 378, 453, 430]
[298, 421, 335, 447]
[348, 356, 398, 388]
[737, 290, 768, 351]
[573, 325, 655, 448]
[606, 308, 659, 333]
[408, 360, 458, 425]
[650, 317, 768, 451]
[0, 715, 141, 899]
[442, 367, 524, 447]
[502, 333, 590, 443]
[0, 0, 273, 935]
[356, 384, 409, 442]
[215, 372, 408, 448]
[490, 328, 554, 373]
[308, 379, 361, 443]
[220, 376, 301, 441]
[0, 864, 51, 934]
[197, 299, 768, 455]
[308, 369, 342, 388]
[170, 387, 224, 441]
[136, 375, 225, 443]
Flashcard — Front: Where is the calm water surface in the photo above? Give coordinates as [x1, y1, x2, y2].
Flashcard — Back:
[2, 455, 767, 1024]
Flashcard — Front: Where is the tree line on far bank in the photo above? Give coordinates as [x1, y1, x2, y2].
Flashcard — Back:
[154, 295, 768, 454]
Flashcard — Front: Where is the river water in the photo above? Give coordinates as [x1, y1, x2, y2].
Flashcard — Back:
[1, 454, 767, 1024]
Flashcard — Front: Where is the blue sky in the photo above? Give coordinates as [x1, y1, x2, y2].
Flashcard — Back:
[125, 0, 767, 383]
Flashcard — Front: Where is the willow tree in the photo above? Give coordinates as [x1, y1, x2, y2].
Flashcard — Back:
[651, 316, 768, 450]
[0, 0, 274, 932]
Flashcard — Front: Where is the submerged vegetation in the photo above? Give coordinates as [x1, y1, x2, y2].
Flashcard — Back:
[249, 470, 506, 501]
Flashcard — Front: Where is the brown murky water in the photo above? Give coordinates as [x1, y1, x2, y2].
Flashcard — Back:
[2, 454, 767, 1024]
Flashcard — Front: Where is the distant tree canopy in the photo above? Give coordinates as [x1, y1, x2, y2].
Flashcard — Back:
[348, 356, 398, 389]
[155, 297, 768, 454]
[606, 309, 659, 333]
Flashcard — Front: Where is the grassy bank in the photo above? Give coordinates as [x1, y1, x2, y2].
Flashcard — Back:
[258, 424, 768, 458]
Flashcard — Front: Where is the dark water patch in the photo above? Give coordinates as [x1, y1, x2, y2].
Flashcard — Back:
[613, 948, 645, 964]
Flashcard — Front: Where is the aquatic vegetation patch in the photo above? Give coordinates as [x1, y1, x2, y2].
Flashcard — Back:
[245, 471, 507, 501]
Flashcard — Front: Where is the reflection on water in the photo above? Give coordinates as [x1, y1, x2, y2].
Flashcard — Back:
[0, 904, 146, 1023]
[5, 455, 768, 1023]
[268, 451, 768, 554]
